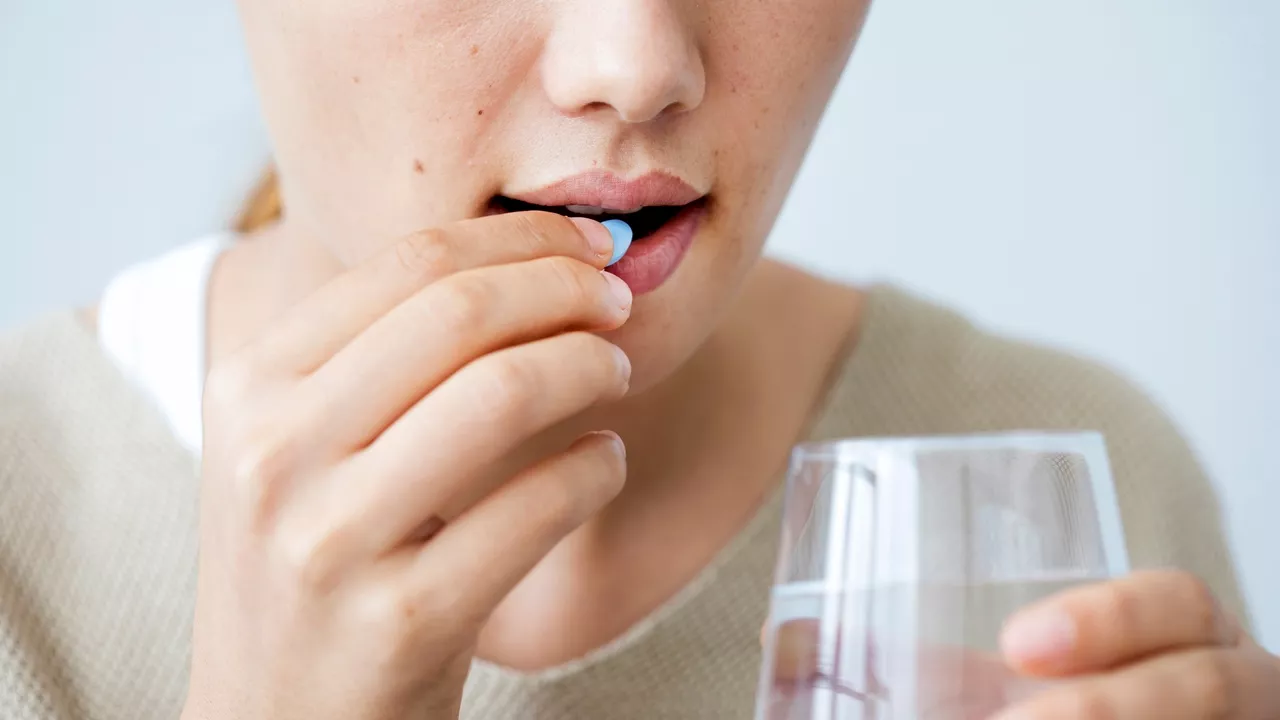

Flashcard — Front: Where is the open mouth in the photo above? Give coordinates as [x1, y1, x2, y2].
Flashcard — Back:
[490, 196, 700, 242]
[489, 171, 709, 294]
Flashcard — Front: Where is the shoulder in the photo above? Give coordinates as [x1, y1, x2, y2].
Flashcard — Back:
[0, 309, 196, 521]
[0, 308, 199, 472]
[0, 314, 199, 718]
[831, 285, 1250, 621]
[841, 285, 1188, 442]
[0, 311, 101, 422]
[0, 310, 122, 506]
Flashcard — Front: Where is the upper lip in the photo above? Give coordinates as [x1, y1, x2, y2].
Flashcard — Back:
[503, 171, 705, 211]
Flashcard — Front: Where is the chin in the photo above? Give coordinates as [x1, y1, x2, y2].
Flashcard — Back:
[600, 235, 749, 397]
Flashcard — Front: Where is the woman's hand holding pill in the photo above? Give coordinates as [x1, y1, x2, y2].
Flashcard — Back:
[184, 212, 632, 720]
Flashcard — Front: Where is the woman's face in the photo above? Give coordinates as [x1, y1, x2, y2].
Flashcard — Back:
[238, 0, 870, 391]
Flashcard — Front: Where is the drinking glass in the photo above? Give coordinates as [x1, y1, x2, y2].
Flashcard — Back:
[755, 432, 1129, 720]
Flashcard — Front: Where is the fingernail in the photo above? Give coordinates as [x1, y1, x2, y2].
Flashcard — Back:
[602, 271, 633, 309]
[611, 343, 632, 388]
[589, 430, 626, 459]
[610, 431, 627, 458]
[602, 219, 633, 266]
[1001, 606, 1077, 664]
[569, 217, 614, 259]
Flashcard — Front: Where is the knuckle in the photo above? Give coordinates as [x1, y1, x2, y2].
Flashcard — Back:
[564, 332, 629, 389]
[1174, 571, 1223, 641]
[1093, 582, 1143, 640]
[428, 276, 492, 335]
[1189, 652, 1237, 720]
[394, 229, 454, 282]
[274, 519, 349, 593]
[229, 435, 298, 522]
[1062, 687, 1119, 720]
[361, 582, 475, 662]
[542, 256, 598, 306]
[352, 586, 421, 664]
[471, 353, 540, 423]
[418, 581, 479, 631]
[536, 471, 594, 537]
[204, 356, 261, 411]
[508, 210, 575, 254]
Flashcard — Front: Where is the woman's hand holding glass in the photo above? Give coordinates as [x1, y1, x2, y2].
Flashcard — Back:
[991, 569, 1280, 719]
[184, 212, 632, 720]
[771, 570, 1280, 718]
[759, 436, 1280, 720]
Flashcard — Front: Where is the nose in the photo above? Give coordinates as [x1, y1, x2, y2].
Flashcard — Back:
[541, 0, 706, 123]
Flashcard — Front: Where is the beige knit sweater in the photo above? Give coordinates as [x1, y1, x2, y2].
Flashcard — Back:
[0, 286, 1247, 719]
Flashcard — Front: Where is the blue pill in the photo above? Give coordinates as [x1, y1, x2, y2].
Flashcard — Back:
[603, 219, 633, 266]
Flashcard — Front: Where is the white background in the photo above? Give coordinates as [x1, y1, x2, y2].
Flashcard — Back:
[2, 1, 1277, 648]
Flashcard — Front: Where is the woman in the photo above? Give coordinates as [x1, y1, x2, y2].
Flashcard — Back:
[1, 0, 1276, 718]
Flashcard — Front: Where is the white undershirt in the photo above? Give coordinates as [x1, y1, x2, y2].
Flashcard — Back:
[97, 234, 232, 454]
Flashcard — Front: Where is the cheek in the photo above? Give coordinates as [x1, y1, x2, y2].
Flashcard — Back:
[240, 0, 538, 254]
[716, 0, 868, 110]
[624, 0, 867, 376]
[709, 0, 870, 212]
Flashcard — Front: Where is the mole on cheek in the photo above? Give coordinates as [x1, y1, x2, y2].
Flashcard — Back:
[413, 159, 425, 174]
[477, 109, 484, 116]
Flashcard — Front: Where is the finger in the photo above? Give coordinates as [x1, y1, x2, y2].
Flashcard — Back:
[405, 431, 627, 625]
[299, 256, 632, 452]
[770, 619, 819, 682]
[991, 645, 1280, 720]
[249, 212, 614, 375]
[1000, 570, 1234, 677]
[315, 331, 630, 559]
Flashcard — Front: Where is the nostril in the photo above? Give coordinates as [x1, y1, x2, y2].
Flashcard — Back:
[579, 101, 612, 116]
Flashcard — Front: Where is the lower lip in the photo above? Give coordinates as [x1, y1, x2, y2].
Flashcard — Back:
[607, 203, 705, 295]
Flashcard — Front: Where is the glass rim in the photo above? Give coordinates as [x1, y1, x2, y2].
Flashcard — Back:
[785, 429, 1129, 579]
[792, 430, 1107, 461]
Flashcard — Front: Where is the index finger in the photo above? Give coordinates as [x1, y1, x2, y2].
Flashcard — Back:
[246, 211, 615, 375]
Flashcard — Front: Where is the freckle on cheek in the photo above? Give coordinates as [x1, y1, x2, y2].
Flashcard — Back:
[470, 45, 479, 56]
[413, 159, 424, 174]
